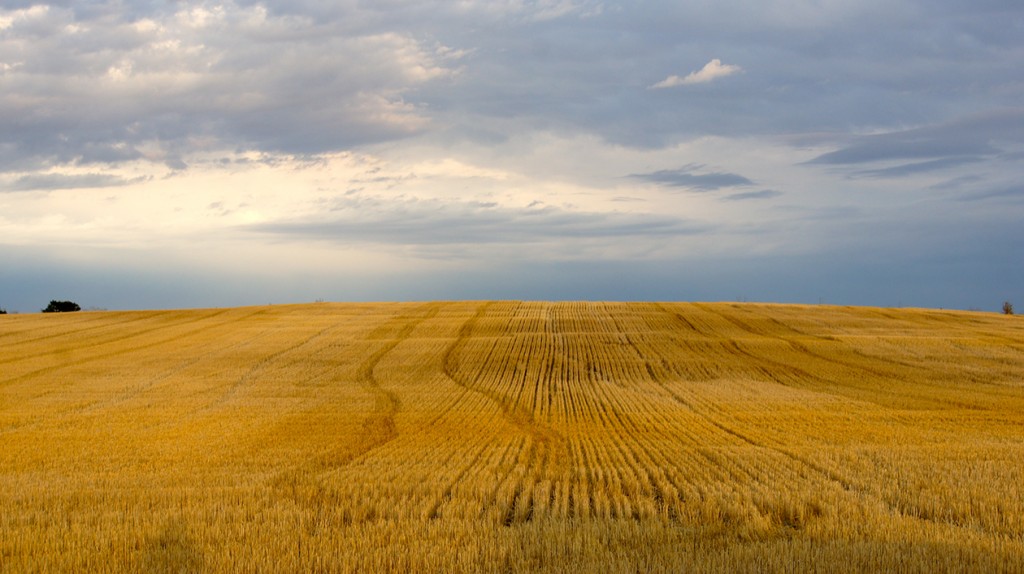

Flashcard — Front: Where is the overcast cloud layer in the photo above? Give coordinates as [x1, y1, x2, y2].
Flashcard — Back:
[1, 0, 1022, 311]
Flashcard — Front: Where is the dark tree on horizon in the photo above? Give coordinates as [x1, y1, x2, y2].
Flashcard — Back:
[42, 300, 81, 313]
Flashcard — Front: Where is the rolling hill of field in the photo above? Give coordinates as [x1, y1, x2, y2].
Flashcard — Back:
[2, 301, 1023, 572]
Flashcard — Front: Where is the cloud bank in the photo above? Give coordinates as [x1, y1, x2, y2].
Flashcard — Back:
[0, 2, 460, 172]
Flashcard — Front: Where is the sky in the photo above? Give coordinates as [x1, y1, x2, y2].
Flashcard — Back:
[1, 0, 1022, 312]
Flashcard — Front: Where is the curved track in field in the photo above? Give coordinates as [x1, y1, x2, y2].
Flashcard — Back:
[439, 302, 569, 525]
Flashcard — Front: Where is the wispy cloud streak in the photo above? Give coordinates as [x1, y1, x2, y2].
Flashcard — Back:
[630, 166, 753, 191]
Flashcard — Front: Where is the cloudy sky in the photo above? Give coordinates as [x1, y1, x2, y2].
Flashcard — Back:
[1, 0, 1022, 312]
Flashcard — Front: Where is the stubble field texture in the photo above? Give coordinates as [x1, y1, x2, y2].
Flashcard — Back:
[1, 301, 1023, 572]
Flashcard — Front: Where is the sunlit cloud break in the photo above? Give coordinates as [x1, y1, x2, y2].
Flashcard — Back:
[649, 59, 742, 89]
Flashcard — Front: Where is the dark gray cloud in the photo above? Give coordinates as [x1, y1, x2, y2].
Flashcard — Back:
[958, 184, 1024, 202]
[807, 109, 1024, 166]
[2, 172, 144, 192]
[249, 195, 709, 247]
[721, 189, 782, 201]
[850, 157, 984, 179]
[630, 166, 753, 191]
[929, 174, 987, 191]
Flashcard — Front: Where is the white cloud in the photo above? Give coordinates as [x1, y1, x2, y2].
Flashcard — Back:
[0, 5, 50, 30]
[649, 59, 742, 89]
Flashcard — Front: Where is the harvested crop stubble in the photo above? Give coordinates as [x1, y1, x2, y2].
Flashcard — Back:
[2, 301, 1024, 572]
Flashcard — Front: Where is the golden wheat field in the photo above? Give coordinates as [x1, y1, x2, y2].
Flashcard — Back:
[2, 301, 1023, 572]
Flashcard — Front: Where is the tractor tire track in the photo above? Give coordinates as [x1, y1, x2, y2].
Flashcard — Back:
[441, 302, 564, 447]
[440, 302, 567, 525]
[277, 304, 440, 484]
